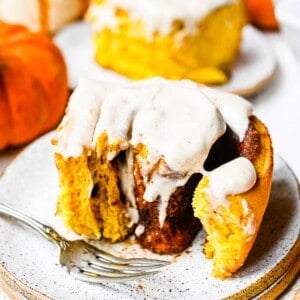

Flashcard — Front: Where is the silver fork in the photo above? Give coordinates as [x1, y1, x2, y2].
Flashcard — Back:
[0, 203, 169, 283]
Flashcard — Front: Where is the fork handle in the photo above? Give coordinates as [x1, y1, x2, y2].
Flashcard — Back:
[0, 202, 64, 245]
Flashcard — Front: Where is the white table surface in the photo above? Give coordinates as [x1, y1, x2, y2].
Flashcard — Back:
[254, 32, 300, 181]
[0, 31, 299, 299]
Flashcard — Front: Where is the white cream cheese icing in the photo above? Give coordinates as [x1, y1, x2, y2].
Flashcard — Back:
[88, 0, 236, 37]
[118, 149, 139, 226]
[244, 212, 256, 236]
[56, 78, 115, 157]
[0, 0, 85, 33]
[205, 157, 257, 211]
[55, 77, 255, 227]
[199, 86, 253, 141]
[241, 199, 256, 236]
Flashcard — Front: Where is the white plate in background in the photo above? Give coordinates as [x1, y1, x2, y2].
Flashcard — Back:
[54, 23, 276, 97]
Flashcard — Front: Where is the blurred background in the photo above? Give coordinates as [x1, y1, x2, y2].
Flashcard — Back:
[0, 0, 299, 298]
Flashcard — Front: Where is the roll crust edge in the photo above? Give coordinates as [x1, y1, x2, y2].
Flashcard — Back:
[193, 116, 273, 279]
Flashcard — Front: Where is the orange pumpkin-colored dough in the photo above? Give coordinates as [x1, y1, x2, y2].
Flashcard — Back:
[193, 116, 273, 279]
[0, 22, 68, 150]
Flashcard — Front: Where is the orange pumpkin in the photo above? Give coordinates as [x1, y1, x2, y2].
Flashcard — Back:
[0, 21, 68, 150]
[243, 0, 279, 30]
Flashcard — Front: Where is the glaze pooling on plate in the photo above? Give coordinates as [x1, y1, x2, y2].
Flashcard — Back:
[0, 134, 299, 299]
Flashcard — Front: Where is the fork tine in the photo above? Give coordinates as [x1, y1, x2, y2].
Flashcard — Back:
[88, 258, 163, 273]
[81, 265, 159, 277]
[70, 266, 159, 283]
[84, 243, 170, 267]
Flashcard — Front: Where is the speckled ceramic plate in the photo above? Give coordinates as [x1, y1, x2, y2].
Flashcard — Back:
[0, 133, 299, 300]
[54, 23, 276, 97]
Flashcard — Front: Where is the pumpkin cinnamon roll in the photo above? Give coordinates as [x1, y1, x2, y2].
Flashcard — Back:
[53, 77, 273, 278]
[87, 0, 247, 85]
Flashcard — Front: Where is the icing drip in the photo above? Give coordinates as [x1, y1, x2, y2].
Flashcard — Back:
[55, 78, 115, 157]
[205, 157, 257, 211]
